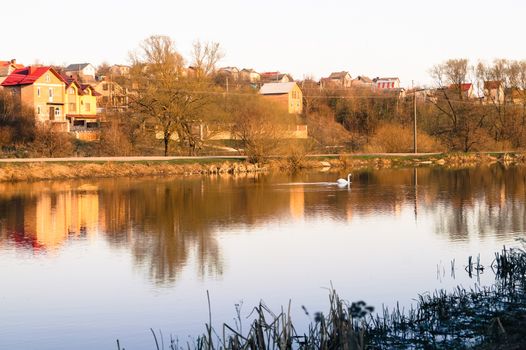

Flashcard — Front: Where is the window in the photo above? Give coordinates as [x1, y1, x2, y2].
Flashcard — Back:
[68, 87, 75, 95]
[55, 108, 60, 117]
[69, 103, 76, 112]
[45, 73, 50, 82]
[49, 88, 53, 98]
[37, 106, 41, 114]
[102, 83, 108, 91]
[85, 103, 91, 112]
[37, 87, 40, 97]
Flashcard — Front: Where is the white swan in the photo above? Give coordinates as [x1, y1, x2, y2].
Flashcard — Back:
[336, 173, 353, 186]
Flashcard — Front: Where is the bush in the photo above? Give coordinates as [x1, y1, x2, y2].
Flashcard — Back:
[98, 121, 133, 156]
[365, 122, 444, 153]
[31, 124, 74, 157]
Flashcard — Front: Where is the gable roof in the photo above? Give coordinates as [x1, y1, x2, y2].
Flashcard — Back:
[353, 76, 373, 83]
[65, 63, 93, 72]
[260, 82, 298, 95]
[1, 66, 67, 86]
[449, 83, 472, 92]
[328, 71, 350, 79]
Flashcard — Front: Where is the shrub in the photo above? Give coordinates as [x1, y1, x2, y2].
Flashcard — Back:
[365, 123, 444, 153]
[31, 124, 74, 157]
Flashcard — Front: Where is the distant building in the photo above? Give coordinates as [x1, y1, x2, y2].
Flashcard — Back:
[240, 68, 261, 84]
[1, 66, 101, 138]
[374, 77, 400, 90]
[483, 81, 504, 105]
[2, 66, 69, 130]
[351, 76, 374, 88]
[217, 66, 240, 81]
[0, 59, 24, 84]
[109, 65, 131, 77]
[321, 71, 352, 89]
[260, 82, 303, 114]
[448, 83, 476, 99]
[92, 78, 128, 112]
[260, 72, 292, 84]
[64, 63, 96, 82]
[63, 77, 101, 137]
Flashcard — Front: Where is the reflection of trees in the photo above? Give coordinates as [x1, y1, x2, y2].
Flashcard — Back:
[98, 175, 293, 285]
[1, 166, 526, 284]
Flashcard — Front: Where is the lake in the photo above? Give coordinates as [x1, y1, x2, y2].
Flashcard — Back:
[1, 165, 525, 349]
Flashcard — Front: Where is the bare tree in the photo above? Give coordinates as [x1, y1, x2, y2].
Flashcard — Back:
[129, 35, 215, 156]
[230, 95, 291, 162]
[191, 40, 223, 79]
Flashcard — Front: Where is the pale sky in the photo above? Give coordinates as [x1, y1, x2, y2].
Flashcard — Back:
[4, 0, 526, 87]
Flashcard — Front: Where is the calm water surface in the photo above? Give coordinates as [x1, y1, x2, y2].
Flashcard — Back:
[1, 166, 526, 349]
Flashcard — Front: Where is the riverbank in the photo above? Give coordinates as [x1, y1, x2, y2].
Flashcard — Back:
[0, 152, 524, 182]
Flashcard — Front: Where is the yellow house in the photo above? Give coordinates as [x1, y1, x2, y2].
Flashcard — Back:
[64, 78, 100, 134]
[259, 82, 303, 114]
[1, 66, 69, 131]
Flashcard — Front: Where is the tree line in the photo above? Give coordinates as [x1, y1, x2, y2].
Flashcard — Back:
[1, 36, 526, 158]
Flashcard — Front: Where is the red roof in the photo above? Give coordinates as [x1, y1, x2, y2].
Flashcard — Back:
[449, 83, 472, 92]
[1, 66, 66, 86]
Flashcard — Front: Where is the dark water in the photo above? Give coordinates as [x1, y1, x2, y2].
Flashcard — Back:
[1, 166, 525, 349]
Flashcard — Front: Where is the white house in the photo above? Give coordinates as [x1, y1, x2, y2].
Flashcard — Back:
[64, 63, 97, 82]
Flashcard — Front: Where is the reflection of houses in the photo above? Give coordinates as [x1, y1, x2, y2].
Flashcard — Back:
[64, 63, 96, 82]
[21, 187, 100, 249]
[483, 81, 504, 105]
[260, 82, 303, 114]
[289, 185, 305, 219]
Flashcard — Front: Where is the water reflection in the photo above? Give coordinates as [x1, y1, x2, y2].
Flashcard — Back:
[1, 165, 525, 284]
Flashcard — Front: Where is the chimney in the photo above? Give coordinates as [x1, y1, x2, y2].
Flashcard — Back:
[10, 59, 16, 65]
[28, 66, 37, 75]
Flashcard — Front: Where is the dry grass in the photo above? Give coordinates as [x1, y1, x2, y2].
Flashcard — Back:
[0, 161, 267, 182]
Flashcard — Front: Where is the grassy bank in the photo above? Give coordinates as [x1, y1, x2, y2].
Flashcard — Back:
[0, 152, 525, 182]
[130, 245, 526, 350]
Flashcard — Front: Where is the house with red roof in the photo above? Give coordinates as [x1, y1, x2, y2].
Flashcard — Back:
[0, 59, 24, 84]
[448, 83, 476, 100]
[1, 66, 101, 138]
[1, 66, 69, 131]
